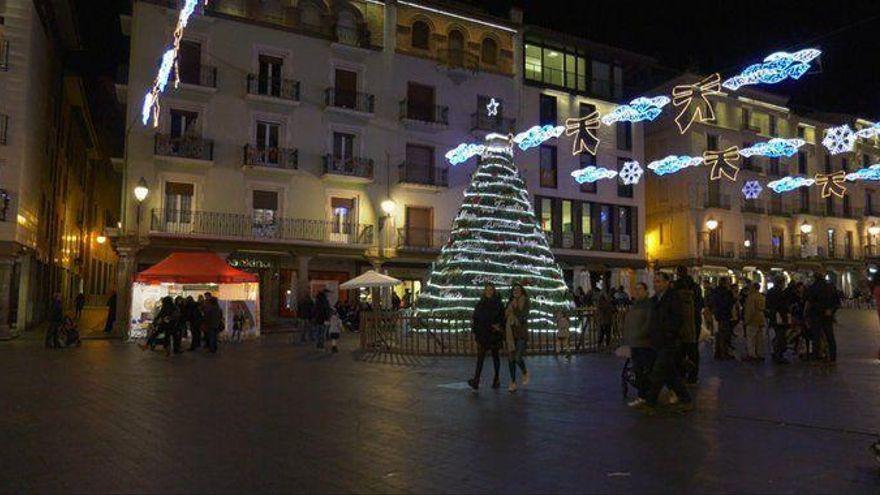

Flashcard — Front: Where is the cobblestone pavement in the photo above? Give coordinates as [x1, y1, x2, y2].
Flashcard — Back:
[1, 310, 879, 494]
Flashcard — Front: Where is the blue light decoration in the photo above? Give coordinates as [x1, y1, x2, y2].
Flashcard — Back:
[822, 124, 857, 155]
[856, 122, 880, 140]
[767, 176, 816, 193]
[601, 96, 671, 125]
[142, 0, 208, 127]
[513, 124, 565, 151]
[739, 138, 806, 158]
[445, 143, 486, 166]
[846, 164, 880, 181]
[618, 161, 644, 185]
[742, 180, 763, 199]
[571, 166, 618, 184]
[722, 48, 821, 91]
[647, 155, 704, 176]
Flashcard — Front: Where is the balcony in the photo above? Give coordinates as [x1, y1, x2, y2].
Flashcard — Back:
[322, 155, 374, 182]
[396, 227, 451, 252]
[399, 100, 449, 128]
[768, 203, 791, 216]
[0, 38, 8, 71]
[242, 145, 298, 171]
[470, 112, 517, 134]
[741, 199, 766, 214]
[149, 209, 374, 247]
[245, 74, 300, 105]
[740, 244, 771, 260]
[176, 65, 218, 92]
[324, 88, 375, 117]
[0, 114, 7, 145]
[703, 242, 736, 259]
[865, 245, 880, 258]
[703, 193, 731, 210]
[154, 134, 214, 163]
[398, 162, 449, 190]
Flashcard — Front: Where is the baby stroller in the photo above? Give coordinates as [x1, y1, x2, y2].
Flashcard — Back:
[59, 316, 81, 347]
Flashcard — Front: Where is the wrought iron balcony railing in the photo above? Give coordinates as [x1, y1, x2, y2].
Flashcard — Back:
[243, 145, 298, 170]
[396, 227, 451, 251]
[150, 209, 374, 246]
[322, 155, 374, 180]
[324, 88, 375, 113]
[246, 74, 300, 101]
[178, 64, 218, 88]
[398, 162, 449, 187]
[741, 199, 766, 214]
[399, 100, 449, 125]
[154, 134, 214, 161]
[703, 242, 736, 259]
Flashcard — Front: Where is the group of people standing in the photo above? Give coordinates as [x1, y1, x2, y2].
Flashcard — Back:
[468, 283, 531, 392]
[139, 293, 224, 355]
[296, 289, 342, 353]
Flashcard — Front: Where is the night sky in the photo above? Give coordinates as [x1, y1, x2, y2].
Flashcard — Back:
[73, 0, 880, 125]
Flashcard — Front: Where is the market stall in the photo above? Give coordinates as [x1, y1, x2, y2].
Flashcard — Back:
[130, 252, 260, 340]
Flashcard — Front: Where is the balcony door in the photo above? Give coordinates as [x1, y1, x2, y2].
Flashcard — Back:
[164, 182, 194, 233]
[256, 121, 280, 165]
[405, 144, 433, 184]
[330, 197, 357, 243]
[334, 68, 358, 109]
[170, 109, 198, 139]
[407, 82, 435, 122]
[252, 190, 279, 237]
[258, 54, 283, 97]
[405, 206, 433, 248]
[177, 40, 202, 85]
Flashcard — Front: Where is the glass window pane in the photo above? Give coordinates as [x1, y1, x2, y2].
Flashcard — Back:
[541, 198, 553, 231]
[525, 44, 542, 81]
[565, 54, 576, 89]
[543, 47, 564, 86]
[577, 57, 587, 92]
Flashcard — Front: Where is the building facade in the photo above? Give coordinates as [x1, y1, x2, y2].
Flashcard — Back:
[645, 75, 872, 294]
[115, 0, 652, 334]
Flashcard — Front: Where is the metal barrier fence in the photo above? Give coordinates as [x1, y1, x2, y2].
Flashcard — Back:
[360, 308, 625, 356]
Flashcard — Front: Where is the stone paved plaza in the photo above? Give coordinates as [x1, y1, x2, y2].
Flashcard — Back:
[2, 310, 880, 494]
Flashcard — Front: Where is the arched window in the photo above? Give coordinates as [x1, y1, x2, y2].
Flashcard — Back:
[336, 8, 358, 45]
[481, 37, 498, 65]
[300, 1, 322, 30]
[411, 20, 430, 49]
[447, 29, 464, 65]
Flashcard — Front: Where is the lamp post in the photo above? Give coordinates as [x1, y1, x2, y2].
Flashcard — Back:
[133, 177, 149, 236]
[379, 199, 396, 253]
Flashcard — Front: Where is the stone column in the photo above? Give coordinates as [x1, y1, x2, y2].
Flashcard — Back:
[296, 255, 311, 298]
[0, 256, 17, 340]
[112, 244, 139, 339]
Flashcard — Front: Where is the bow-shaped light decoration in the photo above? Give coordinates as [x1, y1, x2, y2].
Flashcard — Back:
[564, 112, 601, 156]
[703, 146, 741, 182]
[672, 73, 722, 134]
[815, 171, 847, 198]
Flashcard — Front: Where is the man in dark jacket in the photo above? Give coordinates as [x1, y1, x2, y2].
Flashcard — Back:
[468, 284, 505, 390]
[673, 266, 704, 383]
[298, 294, 315, 343]
[765, 276, 790, 364]
[203, 293, 224, 353]
[45, 293, 63, 348]
[314, 290, 332, 349]
[186, 296, 203, 351]
[103, 291, 117, 334]
[643, 273, 693, 411]
[708, 277, 736, 360]
[804, 271, 840, 362]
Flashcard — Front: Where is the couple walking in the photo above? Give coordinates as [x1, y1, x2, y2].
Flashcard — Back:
[468, 282, 530, 392]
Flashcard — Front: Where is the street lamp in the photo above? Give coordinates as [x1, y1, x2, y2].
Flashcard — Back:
[705, 218, 719, 231]
[381, 199, 397, 216]
[799, 222, 813, 235]
[96, 234, 107, 245]
[133, 177, 149, 235]
[869, 224, 880, 236]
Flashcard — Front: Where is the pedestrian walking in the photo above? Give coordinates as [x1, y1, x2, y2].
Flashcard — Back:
[103, 291, 117, 334]
[555, 309, 571, 359]
[327, 309, 343, 353]
[298, 293, 315, 344]
[203, 293, 224, 354]
[641, 273, 693, 412]
[766, 277, 791, 364]
[596, 289, 614, 348]
[231, 309, 244, 343]
[743, 283, 766, 361]
[314, 289, 332, 349]
[804, 271, 840, 363]
[624, 282, 654, 406]
[505, 283, 530, 392]
[708, 277, 736, 360]
[74, 292, 85, 320]
[468, 283, 505, 391]
[673, 266, 703, 383]
[45, 293, 64, 349]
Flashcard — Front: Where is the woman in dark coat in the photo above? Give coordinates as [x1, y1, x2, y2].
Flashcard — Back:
[468, 283, 505, 391]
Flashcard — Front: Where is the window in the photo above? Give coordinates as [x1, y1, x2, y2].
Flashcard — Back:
[769, 115, 777, 136]
[841, 158, 848, 172]
[769, 157, 780, 176]
[333, 132, 357, 165]
[170, 109, 198, 138]
[543, 47, 564, 86]
[744, 226, 757, 256]
[447, 29, 464, 66]
[864, 154, 872, 167]
[617, 157, 633, 198]
[591, 60, 611, 97]
[333, 68, 358, 108]
[741, 107, 751, 130]
[524, 44, 542, 81]
[256, 120, 281, 164]
[827, 228, 836, 257]
[797, 124, 805, 138]
[843, 194, 851, 216]
[164, 182, 194, 225]
[539, 94, 557, 126]
[707, 133, 718, 151]
[826, 196, 834, 216]
[797, 152, 807, 174]
[599, 205, 613, 250]
[331, 197, 356, 234]
[579, 102, 596, 118]
[824, 154, 832, 173]
[616, 121, 632, 151]
[845, 231, 853, 259]
[579, 153, 597, 194]
[561, 200, 573, 248]
[405, 207, 433, 247]
[618, 206, 633, 251]
[771, 229, 784, 258]
[404, 144, 434, 183]
[406, 82, 436, 122]
[258, 54, 283, 97]
[742, 142, 754, 169]
[539, 145, 557, 188]
[539, 197, 553, 233]
[481, 37, 498, 65]
[523, 41, 588, 92]
[867, 190, 875, 215]
[411, 20, 430, 49]
[252, 190, 278, 227]
[177, 40, 202, 85]
[581, 202, 593, 249]
[799, 188, 809, 211]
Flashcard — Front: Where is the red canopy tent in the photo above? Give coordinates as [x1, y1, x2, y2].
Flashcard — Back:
[134, 252, 258, 285]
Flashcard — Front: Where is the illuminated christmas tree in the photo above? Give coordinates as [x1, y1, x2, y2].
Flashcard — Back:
[416, 134, 574, 332]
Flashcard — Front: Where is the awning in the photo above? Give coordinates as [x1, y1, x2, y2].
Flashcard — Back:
[135, 252, 259, 284]
[339, 270, 401, 289]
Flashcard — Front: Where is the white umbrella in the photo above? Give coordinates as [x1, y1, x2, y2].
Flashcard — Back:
[339, 270, 401, 289]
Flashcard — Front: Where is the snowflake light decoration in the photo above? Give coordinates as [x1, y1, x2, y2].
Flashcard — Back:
[445, 143, 486, 165]
[647, 155, 704, 176]
[742, 180, 763, 199]
[619, 161, 644, 185]
[571, 166, 618, 184]
[722, 48, 821, 91]
[767, 176, 816, 193]
[822, 125, 857, 155]
[846, 164, 880, 182]
[739, 138, 806, 158]
[601, 96, 671, 125]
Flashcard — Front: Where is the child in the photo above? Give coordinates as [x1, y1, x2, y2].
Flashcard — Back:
[555, 309, 571, 359]
[328, 309, 343, 353]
